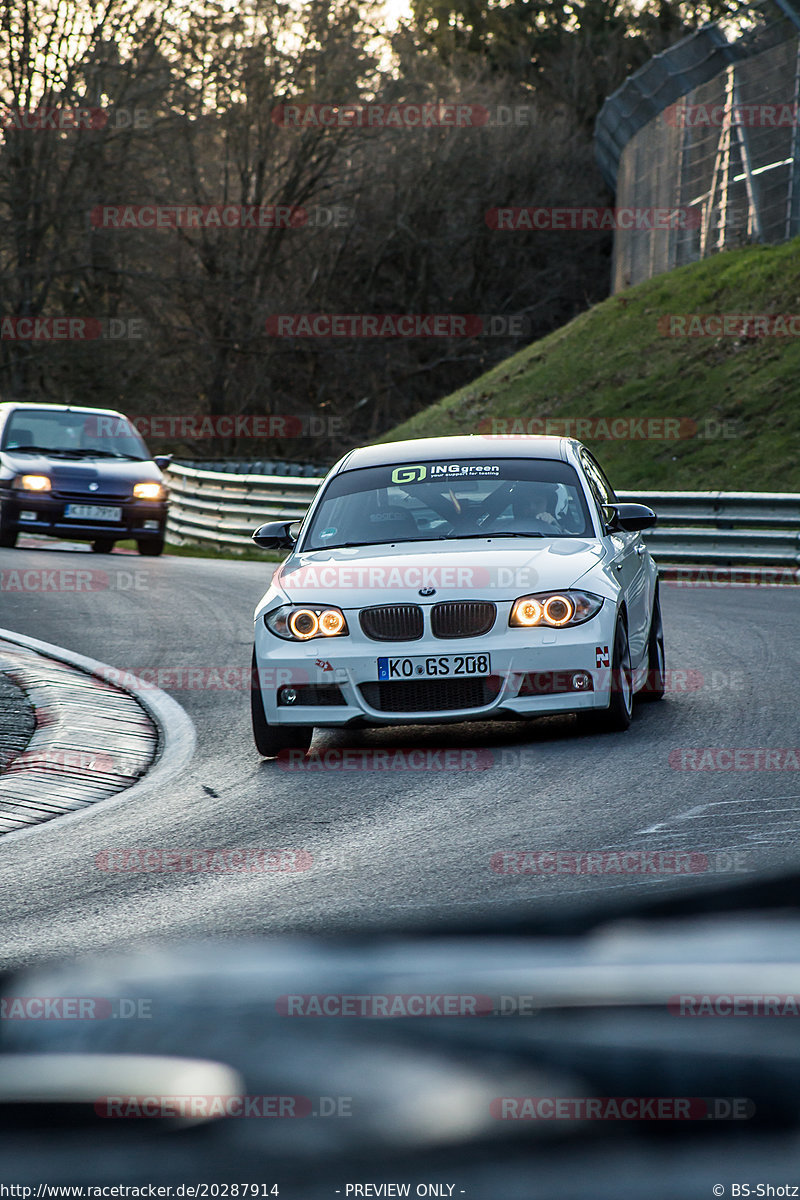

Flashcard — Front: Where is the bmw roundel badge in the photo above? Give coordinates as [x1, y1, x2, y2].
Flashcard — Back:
[419, 587, 436, 596]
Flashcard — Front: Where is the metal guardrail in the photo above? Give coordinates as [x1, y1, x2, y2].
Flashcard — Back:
[618, 490, 800, 566]
[165, 464, 800, 567]
[165, 462, 322, 548]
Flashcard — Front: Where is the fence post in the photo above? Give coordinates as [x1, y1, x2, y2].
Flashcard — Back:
[786, 38, 800, 238]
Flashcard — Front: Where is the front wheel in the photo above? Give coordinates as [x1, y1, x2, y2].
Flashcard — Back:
[580, 615, 633, 733]
[251, 650, 312, 757]
[639, 592, 665, 702]
[91, 538, 115, 554]
[137, 536, 165, 557]
[0, 528, 18, 548]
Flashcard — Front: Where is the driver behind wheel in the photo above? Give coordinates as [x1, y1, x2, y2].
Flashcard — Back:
[511, 482, 562, 531]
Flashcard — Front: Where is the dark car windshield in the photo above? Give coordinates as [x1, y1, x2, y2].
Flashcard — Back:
[302, 457, 594, 550]
[1, 409, 149, 460]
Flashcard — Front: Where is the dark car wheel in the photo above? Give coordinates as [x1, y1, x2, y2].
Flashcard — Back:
[137, 536, 165, 557]
[91, 538, 115, 553]
[639, 590, 665, 702]
[0, 503, 18, 548]
[251, 650, 313, 757]
[580, 614, 633, 734]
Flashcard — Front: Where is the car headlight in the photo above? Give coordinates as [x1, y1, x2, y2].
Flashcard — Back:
[132, 481, 166, 500]
[13, 474, 51, 492]
[509, 591, 603, 628]
[265, 605, 349, 641]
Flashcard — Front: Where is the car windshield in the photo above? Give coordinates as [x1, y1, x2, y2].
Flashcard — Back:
[1, 409, 149, 460]
[302, 457, 594, 550]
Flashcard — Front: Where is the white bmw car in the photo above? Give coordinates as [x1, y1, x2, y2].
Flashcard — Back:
[250, 435, 665, 756]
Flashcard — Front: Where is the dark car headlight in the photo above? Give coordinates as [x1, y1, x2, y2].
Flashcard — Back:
[265, 604, 349, 641]
[509, 591, 603, 628]
[132, 481, 166, 500]
[13, 474, 51, 492]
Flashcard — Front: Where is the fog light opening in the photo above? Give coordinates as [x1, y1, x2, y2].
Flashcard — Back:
[279, 686, 299, 705]
[571, 672, 591, 691]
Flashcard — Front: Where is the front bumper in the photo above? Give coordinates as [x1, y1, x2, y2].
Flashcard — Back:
[253, 606, 618, 727]
[0, 490, 168, 542]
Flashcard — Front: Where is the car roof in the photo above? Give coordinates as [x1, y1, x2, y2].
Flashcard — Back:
[0, 402, 127, 419]
[337, 434, 579, 473]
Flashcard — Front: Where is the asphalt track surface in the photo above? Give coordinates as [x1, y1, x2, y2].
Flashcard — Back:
[0, 540, 798, 971]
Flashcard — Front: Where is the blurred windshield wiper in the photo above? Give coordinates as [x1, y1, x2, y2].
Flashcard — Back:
[442, 531, 546, 539]
[2, 444, 63, 455]
[313, 538, 434, 549]
[65, 448, 144, 460]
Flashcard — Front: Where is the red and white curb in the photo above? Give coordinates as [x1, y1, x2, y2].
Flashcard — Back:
[0, 628, 196, 836]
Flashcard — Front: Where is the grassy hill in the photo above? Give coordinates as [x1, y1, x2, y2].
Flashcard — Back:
[379, 239, 800, 491]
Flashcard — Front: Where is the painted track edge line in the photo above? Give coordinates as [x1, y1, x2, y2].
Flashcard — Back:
[0, 626, 197, 823]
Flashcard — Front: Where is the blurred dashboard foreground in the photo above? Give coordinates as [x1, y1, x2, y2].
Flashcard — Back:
[1, 875, 800, 1198]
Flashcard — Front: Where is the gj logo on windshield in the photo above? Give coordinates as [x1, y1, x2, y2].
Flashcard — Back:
[391, 464, 427, 483]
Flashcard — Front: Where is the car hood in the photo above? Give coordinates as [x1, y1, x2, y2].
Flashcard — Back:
[268, 537, 608, 608]
[0, 451, 162, 489]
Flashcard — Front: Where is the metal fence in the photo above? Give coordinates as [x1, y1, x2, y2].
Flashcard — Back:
[164, 464, 800, 568]
[595, 15, 800, 291]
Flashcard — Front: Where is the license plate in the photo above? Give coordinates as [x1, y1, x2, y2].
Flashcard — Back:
[377, 653, 491, 681]
[63, 504, 122, 522]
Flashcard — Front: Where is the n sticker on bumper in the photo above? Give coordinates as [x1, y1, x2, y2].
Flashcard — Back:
[596, 646, 609, 668]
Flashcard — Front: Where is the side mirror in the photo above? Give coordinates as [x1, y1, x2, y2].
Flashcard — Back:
[604, 503, 657, 532]
[154, 455, 172, 470]
[252, 520, 299, 550]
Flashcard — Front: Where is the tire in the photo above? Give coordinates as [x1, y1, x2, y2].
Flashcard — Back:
[0, 503, 18, 548]
[137, 536, 165, 557]
[581, 614, 633, 733]
[639, 591, 665, 702]
[91, 538, 115, 553]
[251, 650, 312, 757]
